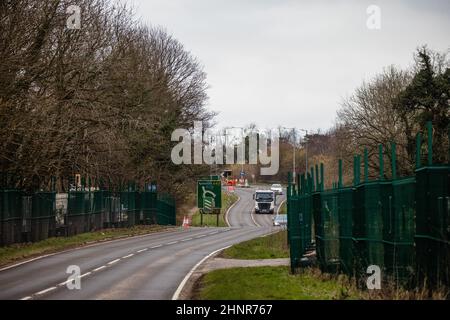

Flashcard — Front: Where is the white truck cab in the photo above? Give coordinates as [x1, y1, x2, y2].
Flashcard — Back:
[253, 190, 275, 214]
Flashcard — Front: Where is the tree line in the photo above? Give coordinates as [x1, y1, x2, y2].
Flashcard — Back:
[0, 0, 213, 198]
[233, 46, 449, 186]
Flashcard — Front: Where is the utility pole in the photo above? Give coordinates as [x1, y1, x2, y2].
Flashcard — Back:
[281, 127, 297, 183]
[299, 129, 308, 173]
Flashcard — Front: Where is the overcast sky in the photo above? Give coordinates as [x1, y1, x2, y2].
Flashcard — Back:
[129, 0, 449, 133]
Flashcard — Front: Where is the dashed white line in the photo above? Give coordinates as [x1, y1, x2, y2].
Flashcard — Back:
[196, 235, 206, 238]
[36, 286, 57, 295]
[21, 296, 32, 300]
[150, 245, 162, 248]
[108, 259, 120, 265]
[137, 248, 148, 253]
[93, 265, 106, 272]
[209, 231, 219, 235]
[122, 253, 134, 259]
[166, 241, 178, 245]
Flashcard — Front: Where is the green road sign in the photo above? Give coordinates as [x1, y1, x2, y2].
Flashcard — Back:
[199, 175, 221, 181]
[203, 196, 214, 213]
[197, 179, 222, 209]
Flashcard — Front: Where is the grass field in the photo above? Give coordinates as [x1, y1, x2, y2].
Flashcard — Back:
[0, 225, 172, 267]
[221, 230, 289, 259]
[194, 266, 363, 300]
[191, 191, 238, 227]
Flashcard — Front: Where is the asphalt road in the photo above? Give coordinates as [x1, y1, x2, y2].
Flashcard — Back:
[0, 185, 284, 300]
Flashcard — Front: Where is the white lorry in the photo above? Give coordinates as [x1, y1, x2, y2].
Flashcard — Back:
[253, 190, 275, 214]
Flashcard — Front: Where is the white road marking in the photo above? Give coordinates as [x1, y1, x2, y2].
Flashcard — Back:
[122, 253, 134, 259]
[108, 259, 120, 265]
[80, 272, 91, 278]
[150, 245, 162, 248]
[21, 296, 32, 300]
[196, 235, 206, 238]
[58, 280, 70, 286]
[209, 231, 219, 235]
[250, 209, 261, 227]
[137, 248, 148, 253]
[166, 241, 178, 245]
[172, 245, 232, 300]
[224, 194, 241, 227]
[93, 265, 106, 272]
[36, 286, 57, 295]
[277, 199, 286, 215]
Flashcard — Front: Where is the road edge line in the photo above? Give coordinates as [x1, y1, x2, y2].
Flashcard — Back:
[172, 245, 232, 300]
[250, 208, 261, 227]
[277, 199, 286, 215]
[224, 194, 241, 227]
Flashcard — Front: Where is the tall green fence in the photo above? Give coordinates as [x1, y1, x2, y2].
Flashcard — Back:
[31, 192, 56, 242]
[0, 182, 176, 246]
[287, 123, 449, 290]
[157, 193, 177, 225]
[0, 190, 23, 245]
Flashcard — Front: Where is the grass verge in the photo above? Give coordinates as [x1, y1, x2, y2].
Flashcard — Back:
[221, 230, 288, 259]
[191, 191, 238, 227]
[194, 266, 363, 300]
[0, 225, 173, 268]
[278, 200, 287, 214]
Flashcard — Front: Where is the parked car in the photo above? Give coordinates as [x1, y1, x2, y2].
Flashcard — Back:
[270, 183, 283, 195]
[273, 214, 287, 226]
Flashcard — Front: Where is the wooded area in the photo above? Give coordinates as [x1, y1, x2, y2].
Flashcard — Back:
[0, 0, 213, 198]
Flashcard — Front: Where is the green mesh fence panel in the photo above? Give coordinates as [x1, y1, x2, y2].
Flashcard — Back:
[385, 177, 415, 285]
[299, 193, 312, 257]
[0, 193, 2, 245]
[0, 190, 23, 245]
[415, 166, 450, 289]
[31, 192, 56, 242]
[157, 193, 176, 225]
[317, 190, 340, 273]
[67, 191, 91, 236]
[338, 187, 354, 276]
[141, 191, 157, 224]
[353, 181, 389, 280]
[121, 191, 141, 227]
[288, 195, 302, 271]
[91, 190, 107, 230]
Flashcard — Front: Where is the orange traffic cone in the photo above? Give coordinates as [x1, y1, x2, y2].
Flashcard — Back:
[182, 216, 190, 229]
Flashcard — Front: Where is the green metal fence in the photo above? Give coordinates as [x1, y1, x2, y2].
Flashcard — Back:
[0, 190, 23, 245]
[0, 182, 176, 246]
[157, 193, 177, 226]
[31, 192, 56, 242]
[287, 123, 449, 290]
